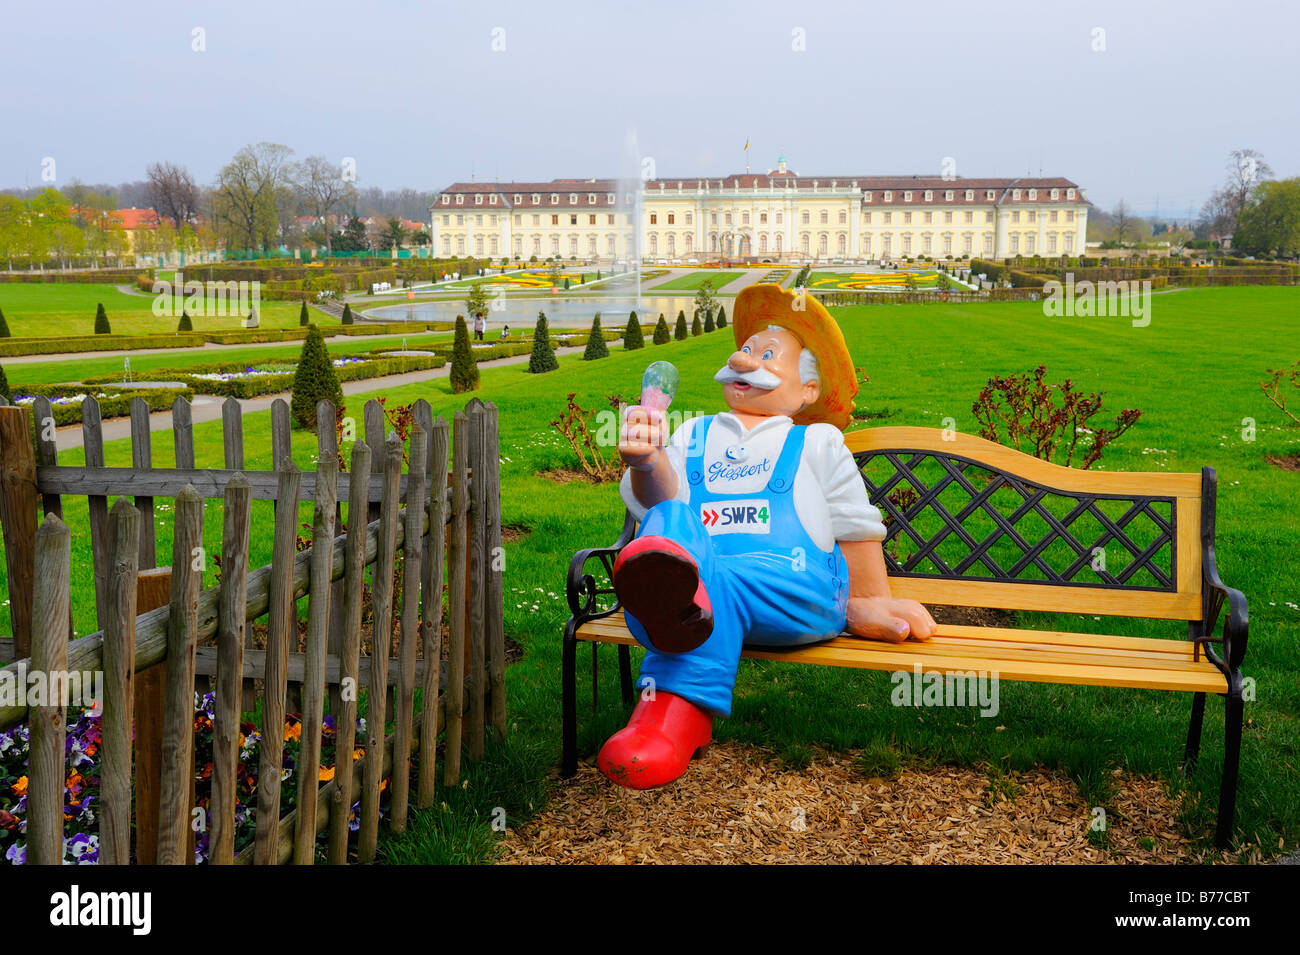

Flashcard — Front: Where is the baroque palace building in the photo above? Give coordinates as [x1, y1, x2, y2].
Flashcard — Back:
[429, 155, 1088, 264]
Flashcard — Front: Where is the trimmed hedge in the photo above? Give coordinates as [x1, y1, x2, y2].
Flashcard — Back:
[0, 333, 205, 357]
[6, 384, 195, 426]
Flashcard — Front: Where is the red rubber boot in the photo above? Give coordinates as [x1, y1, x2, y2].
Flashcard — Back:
[612, 535, 713, 654]
[597, 691, 713, 790]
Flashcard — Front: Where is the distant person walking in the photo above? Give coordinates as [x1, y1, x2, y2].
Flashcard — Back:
[474, 312, 486, 341]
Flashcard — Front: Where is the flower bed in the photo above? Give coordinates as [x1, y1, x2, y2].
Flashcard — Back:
[0, 694, 385, 864]
[8, 384, 196, 426]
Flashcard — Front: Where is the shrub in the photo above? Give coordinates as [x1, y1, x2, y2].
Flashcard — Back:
[290, 324, 344, 430]
[342, 303, 353, 325]
[653, 314, 671, 344]
[528, 311, 558, 374]
[0, 363, 8, 400]
[299, 302, 310, 326]
[674, 310, 687, 340]
[449, 314, 479, 393]
[583, 314, 609, 360]
[715, 304, 727, 328]
[551, 392, 624, 482]
[623, 310, 644, 350]
[972, 364, 1142, 469]
[1260, 359, 1300, 425]
[0, 307, 10, 338]
[704, 308, 715, 333]
[94, 303, 111, 334]
[177, 311, 193, 332]
[691, 311, 703, 336]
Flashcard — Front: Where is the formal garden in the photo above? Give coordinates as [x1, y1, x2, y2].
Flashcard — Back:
[1, 280, 1297, 864]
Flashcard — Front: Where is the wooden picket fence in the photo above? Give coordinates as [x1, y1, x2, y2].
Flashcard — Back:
[0, 393, 505, 864]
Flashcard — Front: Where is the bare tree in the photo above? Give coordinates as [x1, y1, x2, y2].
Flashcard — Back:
[210, 142, 295, 253]
[146, 161, 199, 227]
[1199, 149, 1274, 241]
[1112, 199, 1133, 246]
[295, 156, 356, 254]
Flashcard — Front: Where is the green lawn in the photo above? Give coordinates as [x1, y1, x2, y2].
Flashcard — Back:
[651, 270, 746, 291]
[0, 282, 334, 337]
[2, 285, 1297, 863]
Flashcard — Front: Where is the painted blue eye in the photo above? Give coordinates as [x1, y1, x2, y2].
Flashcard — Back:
[742, 345, 751, 354]
[761, 349, 774, 360]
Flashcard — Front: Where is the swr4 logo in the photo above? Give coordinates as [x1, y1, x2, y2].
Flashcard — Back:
[701, 499, 771, 535]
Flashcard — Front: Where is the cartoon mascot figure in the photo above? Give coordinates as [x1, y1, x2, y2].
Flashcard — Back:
[600, 283, 937, 789]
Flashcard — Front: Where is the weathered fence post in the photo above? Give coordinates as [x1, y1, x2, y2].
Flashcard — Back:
[295, 424, 337, 865]
[27, 515, 71, 865]
[101, 499, 140, 865]
[256, 464, 302, 866]
[417, 415, 450, 808]
[157, 486, 203, 865]
[223, 396, 257, 713]
[133, 567, 172, 865]
[329, 440, 371, 864]
[0, 404, 38, 659]
[483, 402, 506, 742]
[444, 411, 469, 786]
[359, 433, 402, 863]
[211, 473, 251, 865]
[82, 397, 110, 633]
[391, 424, 427, 831]
[31, 397, 72, 641]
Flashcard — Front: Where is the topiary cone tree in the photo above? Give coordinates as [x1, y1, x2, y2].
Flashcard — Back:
[623, 310, 645, 350]
[715, 303, 727, 328]
[290, 323, 344, 431]
[583, 313, 609, 360]
[177, 310, 193, 332]
[674, 310, 687, 341]
[342, 303, 354, 325]
[299, 301, 310, 326]
[0, 307, 10, 338]
[0, 363, 10, 401]
[528, 311, 559, 373]
[691, 310, 703, 336]
[449, 314, 479, 393]
[653, 314, 671, 345]
[704, 308, 715, 333]
[94, 302, 111, 334]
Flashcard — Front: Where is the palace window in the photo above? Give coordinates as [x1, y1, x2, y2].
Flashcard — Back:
[533, 194, 540, 204]
[607, 193, 615, 203]
[588, 194, 596, 203]
[985, 211, 994, 223]
[456, 215, 464, 226]
[902, 234, 912, 254]
[490, 194, 498, 205]
[607, 235, 616, 255]
[742, 212, 749, 225]
[837, 234, 846, 254]
[513, 215, 521, 226]
[1066, 210, 1075, 222]
[986, 190, 996, 200]
[1026, 233, 1036, 253]
[983, 234, 993, 254]
[1010, 234, 1020, 253]
[1012, 189, 1021, 201]
[608, 214, 615, 225]
[551, 236, 560, 253]
[589, 215, 596, 225]
[533, 236, 541, 255]
[551, 215, 559, 225]
[776, 212, 783, 225]
[1066, 188, 1075, 199]
[490, 236, 498, 254]
[944, 211, 953, 224]
[965, 190, 974, 201]
[668, 213, 675, 224]
[570, 193, 578, 204]
[588, 235, 597, 254]
[1011, 211, 1020, 223]
[800, 234, 810, 253]
[1050, 188, 1059, 200]
[725, 212, 733, 225]
[863, 211, 871, 224]
[1047, 233, 1057, 253]
[884, 191, 892, 202]
[685, 212, 693, 225]
[924, 211, 933, 224]
[456, 195, 464, 205]
[924, 190, 933, 201]
[552, 194, 559, 204]
[903, 212, 912, 224]
[1028, 189, 1037, 200]
[474, 195, 482, 205]
[569, 235, 578, 253]
[475, 214, 483, 225]
[1065, 233, 1074, 251]
[963, 234, 972, 254]
[443, 215, 450, 225]
[903, 191, 913, 202]
[883, 211, 892, 224]
[801, 211, 810, 224]
[442, 236, 451, 254]
[532, 215, 540, 225]
[759, 234, 767, 253]
[514, 194, 522, 204]
[922, 234, 932, 254]
[759, 212, 767, 224]
[864, 191, 873, 202]
[1050, 210, 1058, 223]
[942, 234, 952, 254]
[1028, 210, 1036, 223]
[442, 195, 450, 205]
[650, 214, 657, 224]
[964, 211, 973, 224]
[944, 190, 953, 201]
[838, 210, 847, 224]
[818, 234, 828, 254]
[819, 210, 827, 224]
[457, 236, 465, 253]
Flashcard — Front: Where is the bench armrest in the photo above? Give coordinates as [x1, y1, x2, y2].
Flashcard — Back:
[565, 510, 637, 622]
[1201, 543, 1249, 674]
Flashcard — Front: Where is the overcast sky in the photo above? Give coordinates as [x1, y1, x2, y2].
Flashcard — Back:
[1, 0, 1294, 219]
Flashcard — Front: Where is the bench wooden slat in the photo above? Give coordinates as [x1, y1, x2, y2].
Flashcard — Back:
[574, 616, 1227, 694]
[885, 578, 1202, 621]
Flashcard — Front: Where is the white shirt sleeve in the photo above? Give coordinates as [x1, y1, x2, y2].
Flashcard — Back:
[619, 414, 695, 521]
[806, 424, 887, 542]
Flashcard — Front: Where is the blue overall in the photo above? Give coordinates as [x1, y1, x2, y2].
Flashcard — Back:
[625, 416, 850, 716]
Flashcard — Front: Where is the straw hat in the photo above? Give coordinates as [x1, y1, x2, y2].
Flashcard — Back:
[731, 283, 857, 430]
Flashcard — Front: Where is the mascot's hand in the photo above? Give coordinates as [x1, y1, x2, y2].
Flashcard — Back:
[619, 405, 669, 472]
[846, 596, 937, 643]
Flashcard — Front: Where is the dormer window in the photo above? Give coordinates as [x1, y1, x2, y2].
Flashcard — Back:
[588, 193, 596, 203]
[442, 195, 450, 205]
[474, 194, 482, 205]
[551, 194, 559, 204]
[884, 191, 893, 202]
[863, 191, 872, 203]
[606, 193, 615, 203]
[570, 193, 578, 204]
[489, 194, 497, 205]
[532, 193, 540, 204]
[965, 189, 974, 201]
[986, 190, 996, 200]
[1066, 188, 1076, 199]
[924, 190, 933, 201]
[514, 194, 522, 204]
[1050, 188, 1059, 200]
[1012, 189, 1021, 200]
[904, 191, 913, 201]
[455, 195, 463, 205]
[944, 190, 953, 201]
[1028, 188, 1037, 200]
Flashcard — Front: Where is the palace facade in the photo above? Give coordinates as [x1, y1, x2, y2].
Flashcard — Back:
[429, 156, 1088, 264]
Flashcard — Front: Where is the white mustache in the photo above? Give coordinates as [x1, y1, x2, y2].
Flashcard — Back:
[715, 364, 782, 390]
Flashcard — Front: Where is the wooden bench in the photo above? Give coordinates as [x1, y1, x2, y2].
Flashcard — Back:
[561, 427, 1249, 848]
